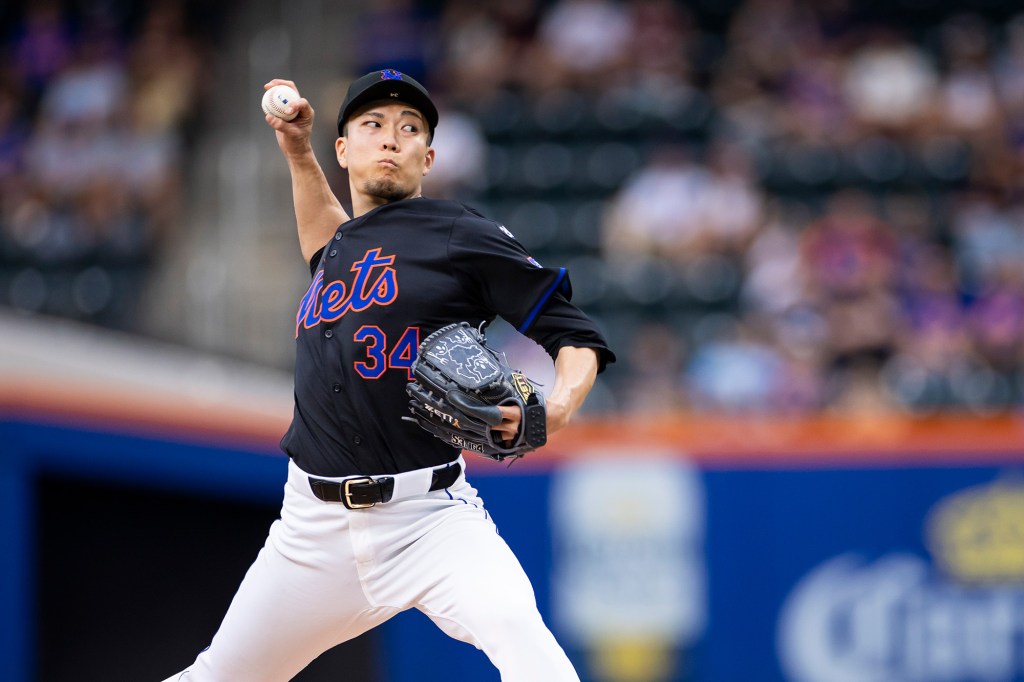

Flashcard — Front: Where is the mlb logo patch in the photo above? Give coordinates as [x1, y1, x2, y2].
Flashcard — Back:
[380, 69, 403, 81]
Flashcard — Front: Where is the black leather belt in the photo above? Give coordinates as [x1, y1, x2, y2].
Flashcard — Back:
[308, 462, 462, 510]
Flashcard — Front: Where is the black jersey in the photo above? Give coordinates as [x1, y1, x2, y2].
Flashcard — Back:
[280, 197, 614, 477]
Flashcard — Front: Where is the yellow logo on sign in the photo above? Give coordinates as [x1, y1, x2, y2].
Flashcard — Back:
[927, 479, 1024, 583]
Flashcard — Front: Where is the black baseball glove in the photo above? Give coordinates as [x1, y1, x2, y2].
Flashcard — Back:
[403, 322, 547, 462]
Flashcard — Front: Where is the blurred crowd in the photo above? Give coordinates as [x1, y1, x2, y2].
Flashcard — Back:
[0, 0, 215, 328]
[5, 0, 1024, 417]
[373, 0, 1024, 416]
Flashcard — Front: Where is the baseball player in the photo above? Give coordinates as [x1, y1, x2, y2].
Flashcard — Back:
[161, 69, 614, 681]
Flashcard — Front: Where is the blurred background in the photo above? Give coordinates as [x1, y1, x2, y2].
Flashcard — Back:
[3, 0, 1024, 680]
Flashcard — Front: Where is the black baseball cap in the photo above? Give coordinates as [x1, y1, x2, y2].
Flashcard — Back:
[337, 69, 439, 140]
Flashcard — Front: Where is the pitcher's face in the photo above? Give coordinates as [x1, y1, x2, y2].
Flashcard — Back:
[337, 100, 434, 203]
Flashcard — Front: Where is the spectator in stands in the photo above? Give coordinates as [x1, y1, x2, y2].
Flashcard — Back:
[437, 0, 545, 99]
[951, 189, 1024, 295]
[778, 44, 853, 144]
[800, 190, 901, 408]
[128, 0, 205, 142]
[685, 317, 789, 413]
[624, 0, 698, 103]
[535, 0, 633, 90]
[934, 14, 1003, 142]
[601, 147, 706, 265]
[352, 0, 431, 83]
[741, 199, 811, 317]
[601, 142, 760, 266]
[38, 20, 126, 130]
[842, 25, 938, 136]
[422, 108, 488, 199]
[436, 2, 512, 100]
[617, 320, 689, 413]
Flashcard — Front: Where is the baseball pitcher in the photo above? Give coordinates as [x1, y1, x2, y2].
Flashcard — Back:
[161, 68, 615, 681]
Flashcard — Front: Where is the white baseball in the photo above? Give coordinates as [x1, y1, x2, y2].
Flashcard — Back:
[262, 84, 300, 121]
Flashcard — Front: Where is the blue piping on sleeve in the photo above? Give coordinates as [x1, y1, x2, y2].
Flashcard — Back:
[518, 267, 567, 333]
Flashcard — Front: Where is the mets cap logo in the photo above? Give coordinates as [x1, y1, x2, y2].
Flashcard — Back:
[380, 69, 403, 81]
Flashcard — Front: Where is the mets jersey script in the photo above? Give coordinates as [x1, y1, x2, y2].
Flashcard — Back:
[280, 197, 614, 477]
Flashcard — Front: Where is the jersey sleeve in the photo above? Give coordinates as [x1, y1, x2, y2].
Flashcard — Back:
[447, 209, 570, 333]
[448, 207, 616, 373]
[526, 292, 617, 373]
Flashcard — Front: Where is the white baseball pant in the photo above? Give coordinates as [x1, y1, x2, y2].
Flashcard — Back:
[161, 457, 579, 681]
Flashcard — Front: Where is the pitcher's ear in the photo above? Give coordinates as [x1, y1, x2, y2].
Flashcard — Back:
[422, 147, 435, 177]
[336, 137, 348, 169]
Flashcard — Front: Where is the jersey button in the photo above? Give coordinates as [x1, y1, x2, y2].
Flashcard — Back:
[334, 232, 343, 241]
[324, 329, 333, 338]
[353, 435, 362, 445]
[332, 383, 342, 393]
